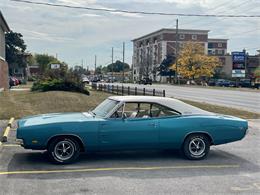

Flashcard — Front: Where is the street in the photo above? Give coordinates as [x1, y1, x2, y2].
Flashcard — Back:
[112, 83, 260, 113]
[0, 120, 259, 194]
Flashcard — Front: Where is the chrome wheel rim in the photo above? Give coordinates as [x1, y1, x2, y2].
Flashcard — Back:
[188, 138, 206, 156]
[54, 140, 75, 161]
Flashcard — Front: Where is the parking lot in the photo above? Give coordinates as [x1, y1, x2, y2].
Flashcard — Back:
[0, 120, 259, 194]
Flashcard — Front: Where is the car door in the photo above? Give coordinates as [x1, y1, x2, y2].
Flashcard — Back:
[150, 103, 183, 149]
[98, 102, 159, 150]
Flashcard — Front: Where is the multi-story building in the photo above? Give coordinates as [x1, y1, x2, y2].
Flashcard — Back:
[0, 11, 10, 90]
[132, 28, 228, 82]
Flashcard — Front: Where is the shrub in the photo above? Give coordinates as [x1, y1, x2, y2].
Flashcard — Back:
[31, 69, 90, 95]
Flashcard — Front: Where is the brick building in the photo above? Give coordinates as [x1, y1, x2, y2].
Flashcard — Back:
[0, 11, 10, 90]
[132, 28, 228, 82]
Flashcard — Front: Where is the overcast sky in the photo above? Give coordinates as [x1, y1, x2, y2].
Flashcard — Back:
[1, 0, 260, 69]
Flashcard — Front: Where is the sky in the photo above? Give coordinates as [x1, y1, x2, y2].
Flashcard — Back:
[1, 0, 260, 69]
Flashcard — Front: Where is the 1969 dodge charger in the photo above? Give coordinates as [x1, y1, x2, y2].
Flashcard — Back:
[16, 96, 248, 164]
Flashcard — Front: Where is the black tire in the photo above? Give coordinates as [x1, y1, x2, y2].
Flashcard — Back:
[182, 134, 210, 160]
[48, 137, 80, 164]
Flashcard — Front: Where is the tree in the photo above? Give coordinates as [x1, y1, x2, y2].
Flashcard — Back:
[106, 60, 130, 72]
[5, 31, 27, 69]
[158, 55, 175, 82]
[171, 42, 220, 81]
[35, 54, 60, 73]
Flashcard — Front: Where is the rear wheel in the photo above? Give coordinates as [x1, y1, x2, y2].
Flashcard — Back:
[48, 137, 80, 164]
[182, 134, 210, 160]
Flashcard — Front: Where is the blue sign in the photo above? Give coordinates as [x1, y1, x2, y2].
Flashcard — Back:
[232, 51, 246, 70]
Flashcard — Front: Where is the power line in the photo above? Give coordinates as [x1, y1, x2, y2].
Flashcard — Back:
[10, 0, 260, 18]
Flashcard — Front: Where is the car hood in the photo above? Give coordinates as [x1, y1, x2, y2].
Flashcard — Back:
[18, 112, 95, 128]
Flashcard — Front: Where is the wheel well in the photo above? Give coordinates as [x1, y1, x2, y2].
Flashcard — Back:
[183, 132, 214, 145]
[47, 135, 85, 152]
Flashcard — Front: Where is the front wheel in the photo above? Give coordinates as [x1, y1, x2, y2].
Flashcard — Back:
[48, 137, 80, 164]
[182, 134, 210, 160]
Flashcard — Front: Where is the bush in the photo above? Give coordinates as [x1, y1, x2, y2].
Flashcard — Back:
[31, 69, 90, 95]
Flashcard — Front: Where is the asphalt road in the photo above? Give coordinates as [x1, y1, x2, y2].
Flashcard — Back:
[110, 83, 260, 113]
[0, 120, 259, 194]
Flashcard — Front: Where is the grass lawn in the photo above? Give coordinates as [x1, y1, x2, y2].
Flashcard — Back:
[0, 90, 259, 119]
[0, 90, 110, 119]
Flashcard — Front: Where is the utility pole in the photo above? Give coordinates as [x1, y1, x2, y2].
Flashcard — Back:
[122, 42, 125, 83]
[81, 59, 83, 68]
[94, 55, 97, 75]
[175, 19, 179, 85]
[111, 47, 114, 83]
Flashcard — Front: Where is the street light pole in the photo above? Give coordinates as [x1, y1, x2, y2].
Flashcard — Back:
[112, 47, 114, 83]
[94, 55, 97, 75]
[122, 42, 125, 83]
[175, 19, 179, 84]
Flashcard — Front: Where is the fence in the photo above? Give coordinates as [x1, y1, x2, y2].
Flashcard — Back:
[92, 83, 166, 97]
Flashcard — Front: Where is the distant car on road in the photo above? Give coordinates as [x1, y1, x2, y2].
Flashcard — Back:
[239, 79, 251, 88]
[215, 79, 235, 87]
[82, 77, 90, 84]
[138, 78, 152, 85]
[17, 96, 248, 164]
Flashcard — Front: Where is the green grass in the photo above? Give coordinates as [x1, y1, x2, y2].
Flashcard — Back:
[181, 99, 260, 119]
[0, 90, 110, 119]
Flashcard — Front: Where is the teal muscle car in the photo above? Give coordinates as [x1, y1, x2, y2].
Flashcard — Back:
[16, 96, 248, 164]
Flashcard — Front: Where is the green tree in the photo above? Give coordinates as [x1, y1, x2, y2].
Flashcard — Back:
[5, 31, 27, 68]
[35, 54, 60, 73]
[106, 60, 130, 72]
[158, 55, 175, 83]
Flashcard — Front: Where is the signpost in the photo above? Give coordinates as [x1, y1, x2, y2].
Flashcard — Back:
[50, 63, 61, 69]
[232, 51, 246, 78]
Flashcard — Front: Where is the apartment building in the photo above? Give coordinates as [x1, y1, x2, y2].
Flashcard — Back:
[132, 28, 228, 82]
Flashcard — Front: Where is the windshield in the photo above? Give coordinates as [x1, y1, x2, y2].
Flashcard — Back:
[91, 99, 119, 118]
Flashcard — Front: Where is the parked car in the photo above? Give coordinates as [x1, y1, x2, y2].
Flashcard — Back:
[138, 78, 152, 85]
[82, 77, 89, 84]
[16, 96, 248, 164]
[239, 79, 251, 88]
[208, 79, 216, 86]
[215, 79, 234, 87]
[9, 77, 17, 88]
[252, 77, 260, 89]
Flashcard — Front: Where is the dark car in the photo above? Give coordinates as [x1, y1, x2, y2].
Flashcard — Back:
[138, 78, 152, 85]
[216, 79, 234, 87]
[239, 79, 251, 88]
[208, 79, 216, 86]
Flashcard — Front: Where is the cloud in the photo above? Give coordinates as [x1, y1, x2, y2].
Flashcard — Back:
[1, 0, 259, 67]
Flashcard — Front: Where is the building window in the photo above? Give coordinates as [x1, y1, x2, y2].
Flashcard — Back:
[218, 49, 223, 55]
[179, 34, 185, 39]
[218, 43, 222, 47]
[192, 35, 197, 40]
[134, 69, 136, 74]
[208, 43, 213, 48]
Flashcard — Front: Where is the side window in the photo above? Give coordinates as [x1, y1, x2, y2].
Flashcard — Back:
[124, 103, 139, 118]
[151, 104, 180, 118]
[110, 105, 123, 118]
[124, 103, 151, 118]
